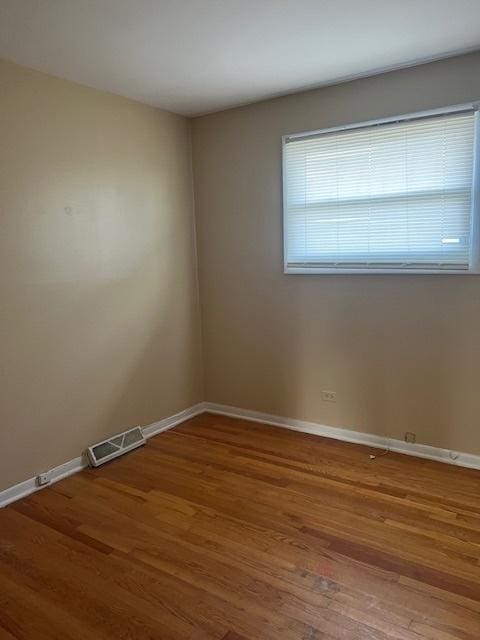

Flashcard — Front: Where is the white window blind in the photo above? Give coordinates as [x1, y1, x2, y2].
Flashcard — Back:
[283, 109, 478, 273]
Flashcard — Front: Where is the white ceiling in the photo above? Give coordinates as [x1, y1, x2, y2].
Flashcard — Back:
[1, 0, 479, 116]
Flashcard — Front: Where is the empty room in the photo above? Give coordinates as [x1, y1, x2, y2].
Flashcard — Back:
[1, 1, 480, 638]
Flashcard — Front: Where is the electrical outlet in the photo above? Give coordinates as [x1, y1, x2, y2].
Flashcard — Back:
[321, 390, 336, 402]
[404, 432, 416, 444]
[36, 471, 52, 487]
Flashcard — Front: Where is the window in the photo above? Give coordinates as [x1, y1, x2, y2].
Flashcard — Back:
[283, 107, 479, 274]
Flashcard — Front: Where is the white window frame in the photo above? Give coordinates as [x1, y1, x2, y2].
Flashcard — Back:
[282, 103, 480, 275]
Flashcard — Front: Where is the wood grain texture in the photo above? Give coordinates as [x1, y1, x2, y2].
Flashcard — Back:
[1, 412, 479, 639]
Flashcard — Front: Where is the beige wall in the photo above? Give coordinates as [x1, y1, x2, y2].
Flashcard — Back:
[192, 52, 480, 455]
[0, 59, 203, 491]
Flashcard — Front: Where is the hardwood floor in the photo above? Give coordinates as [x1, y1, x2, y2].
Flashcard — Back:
[1, 413, 480, 639]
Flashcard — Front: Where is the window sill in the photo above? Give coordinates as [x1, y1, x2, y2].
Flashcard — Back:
[284, 266, 479, 275]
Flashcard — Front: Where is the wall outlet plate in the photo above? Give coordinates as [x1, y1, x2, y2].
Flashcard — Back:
[321, 390, 336, 402]
[36, 471, 52, 486]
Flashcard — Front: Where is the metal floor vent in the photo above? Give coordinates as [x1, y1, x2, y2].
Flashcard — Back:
[87, 426, 146, 467]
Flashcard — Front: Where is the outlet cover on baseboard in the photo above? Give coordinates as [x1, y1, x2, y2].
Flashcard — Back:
[36, 471, 53, 487]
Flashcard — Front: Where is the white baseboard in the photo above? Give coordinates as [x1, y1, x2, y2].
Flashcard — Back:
[0, 402, 206, 509]
[2, 399, 478, 508]
[0, 455, 88, 508]
[203, 402, 480, 471]
[142, 402, 206, 439]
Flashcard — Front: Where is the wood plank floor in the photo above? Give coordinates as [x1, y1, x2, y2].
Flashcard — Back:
[1, 413, 480, 639]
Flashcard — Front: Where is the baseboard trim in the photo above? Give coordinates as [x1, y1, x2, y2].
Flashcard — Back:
[0, 402, 206, 508]
[2, 399, 478, 508]
[142, 402, 206, 439]
[203, 402, 480, 471]
[0, 455, 88, 508]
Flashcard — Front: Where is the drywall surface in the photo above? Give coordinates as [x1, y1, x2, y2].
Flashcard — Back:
[0, 59, 203, 490]
[192, 52, 480, 454]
